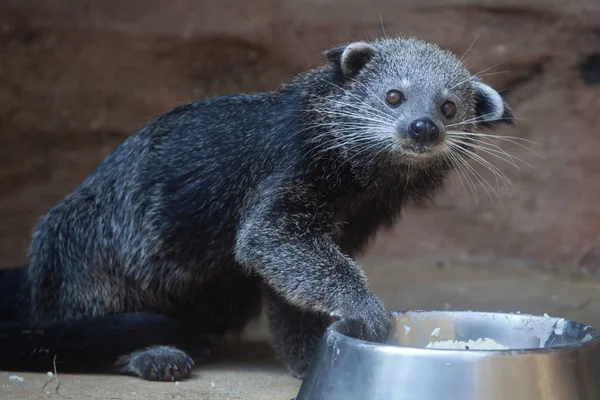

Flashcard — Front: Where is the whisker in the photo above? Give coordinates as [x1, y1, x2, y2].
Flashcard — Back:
[318, 136, 383, 153]
[447, 130, 539, 146]
[444, 112, 500, 127]
[451, 144, 512, 190]
[300, 124, 371, 141]
[479, 136, 543, 161]
[311, 130, 383, 147]
[312, 133, 379, 148]
[453, 138, 521, 167]
[310, 108, 396, 127]
[451, 151, 480, 207]
[460, 34, 480, 63]
[449, 62, 505, 90]
[454, 151, 506, 213]
[448, 138, 513, 176]
[447, 137, 520, 169]
[342, 141, 388, 164]
[348, 77, 396, 112]
[379, 12, 388, 38]
[444, 149, 472, 208]
[448, 142, 512, 187]
[448, 138, 515, 174]
[476, 71, 510, 78]
[460, 137, 537, 171]
[448, 131, 543, 159]
[309, 102, 389, 120]
[321, 79, 388, 111]
[449, 144, 512, 194]
[445, 112, 525, 127]
[368, 142, 394, 169]
[318, 80, 396, 121]
[312, 97, 396, 123]
[304, 122, 384, 138]
[472, 62, 506, 76]
[309, 100, 395, 122]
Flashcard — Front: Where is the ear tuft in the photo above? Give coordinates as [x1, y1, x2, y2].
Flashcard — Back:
[472, 81, 516, 128]
[324, 41, 376, 78]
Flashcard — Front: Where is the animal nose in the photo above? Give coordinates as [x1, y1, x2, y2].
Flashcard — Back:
[408, 118, 440, 143]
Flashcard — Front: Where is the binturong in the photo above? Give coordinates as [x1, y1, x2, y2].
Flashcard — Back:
[0, 37, 514, 381]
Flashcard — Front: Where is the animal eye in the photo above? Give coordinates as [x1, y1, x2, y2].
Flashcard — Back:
[386, 90, 405, 106]
[441, 101, 456, 119]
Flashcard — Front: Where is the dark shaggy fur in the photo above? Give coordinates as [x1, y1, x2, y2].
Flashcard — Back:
[0, 37, 513, 381]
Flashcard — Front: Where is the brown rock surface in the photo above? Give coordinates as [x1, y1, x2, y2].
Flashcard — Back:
[1, 0, 599, 270]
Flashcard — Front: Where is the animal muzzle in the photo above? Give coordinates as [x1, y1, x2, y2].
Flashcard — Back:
[407, 118, 441, 144]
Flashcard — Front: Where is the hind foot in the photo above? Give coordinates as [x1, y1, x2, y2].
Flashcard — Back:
[115, 345, 195, 381]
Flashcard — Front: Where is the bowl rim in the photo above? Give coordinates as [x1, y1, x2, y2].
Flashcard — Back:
[327, 309, 600, 356]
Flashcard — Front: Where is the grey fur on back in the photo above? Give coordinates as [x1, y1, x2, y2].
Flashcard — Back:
[3, 36, 514, 381]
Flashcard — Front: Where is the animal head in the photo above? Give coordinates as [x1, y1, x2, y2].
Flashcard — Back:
[315, 37, 515, 169]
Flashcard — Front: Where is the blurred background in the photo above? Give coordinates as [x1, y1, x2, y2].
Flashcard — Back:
[1, 0, 599, 272]
[1, 1, 600, 398]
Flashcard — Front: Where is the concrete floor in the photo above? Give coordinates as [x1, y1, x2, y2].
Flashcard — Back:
[2, 258, 600, 400]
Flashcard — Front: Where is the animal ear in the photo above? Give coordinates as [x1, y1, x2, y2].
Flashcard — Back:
[324, 41, 376, 78]
[472, 81, 516, 127]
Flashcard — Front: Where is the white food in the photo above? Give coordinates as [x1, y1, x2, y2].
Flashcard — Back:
[554, 318, 566, 335]
[8, 375, 24, 382]
[404, 325, 411, 335]
[543, 312, 567, 335]
[430, 327, 441, 337]
[426, 338, 507, 350]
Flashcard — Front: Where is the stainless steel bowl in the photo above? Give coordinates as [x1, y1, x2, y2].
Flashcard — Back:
[295, 310, 600, 400]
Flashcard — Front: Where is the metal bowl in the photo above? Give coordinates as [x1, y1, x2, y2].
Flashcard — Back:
[295, 310, 600, 400]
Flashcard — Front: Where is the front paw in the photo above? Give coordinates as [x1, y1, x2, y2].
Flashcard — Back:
[332, 296, 391, 343]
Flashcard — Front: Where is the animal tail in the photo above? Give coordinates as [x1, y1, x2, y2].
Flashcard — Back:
[0, 265, 29, 321]
[0, 266, 196, 373]
[0, 312, 196, 373]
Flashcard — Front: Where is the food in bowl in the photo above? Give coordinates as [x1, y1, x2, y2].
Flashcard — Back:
[426, 337, 507, 350]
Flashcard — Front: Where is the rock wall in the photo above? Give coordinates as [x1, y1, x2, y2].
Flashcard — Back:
[1, 0, 599, 270]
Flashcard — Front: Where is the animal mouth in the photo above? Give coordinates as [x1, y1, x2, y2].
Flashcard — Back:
[405, 142, 438, 154]
[397, 141, 448, 164]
